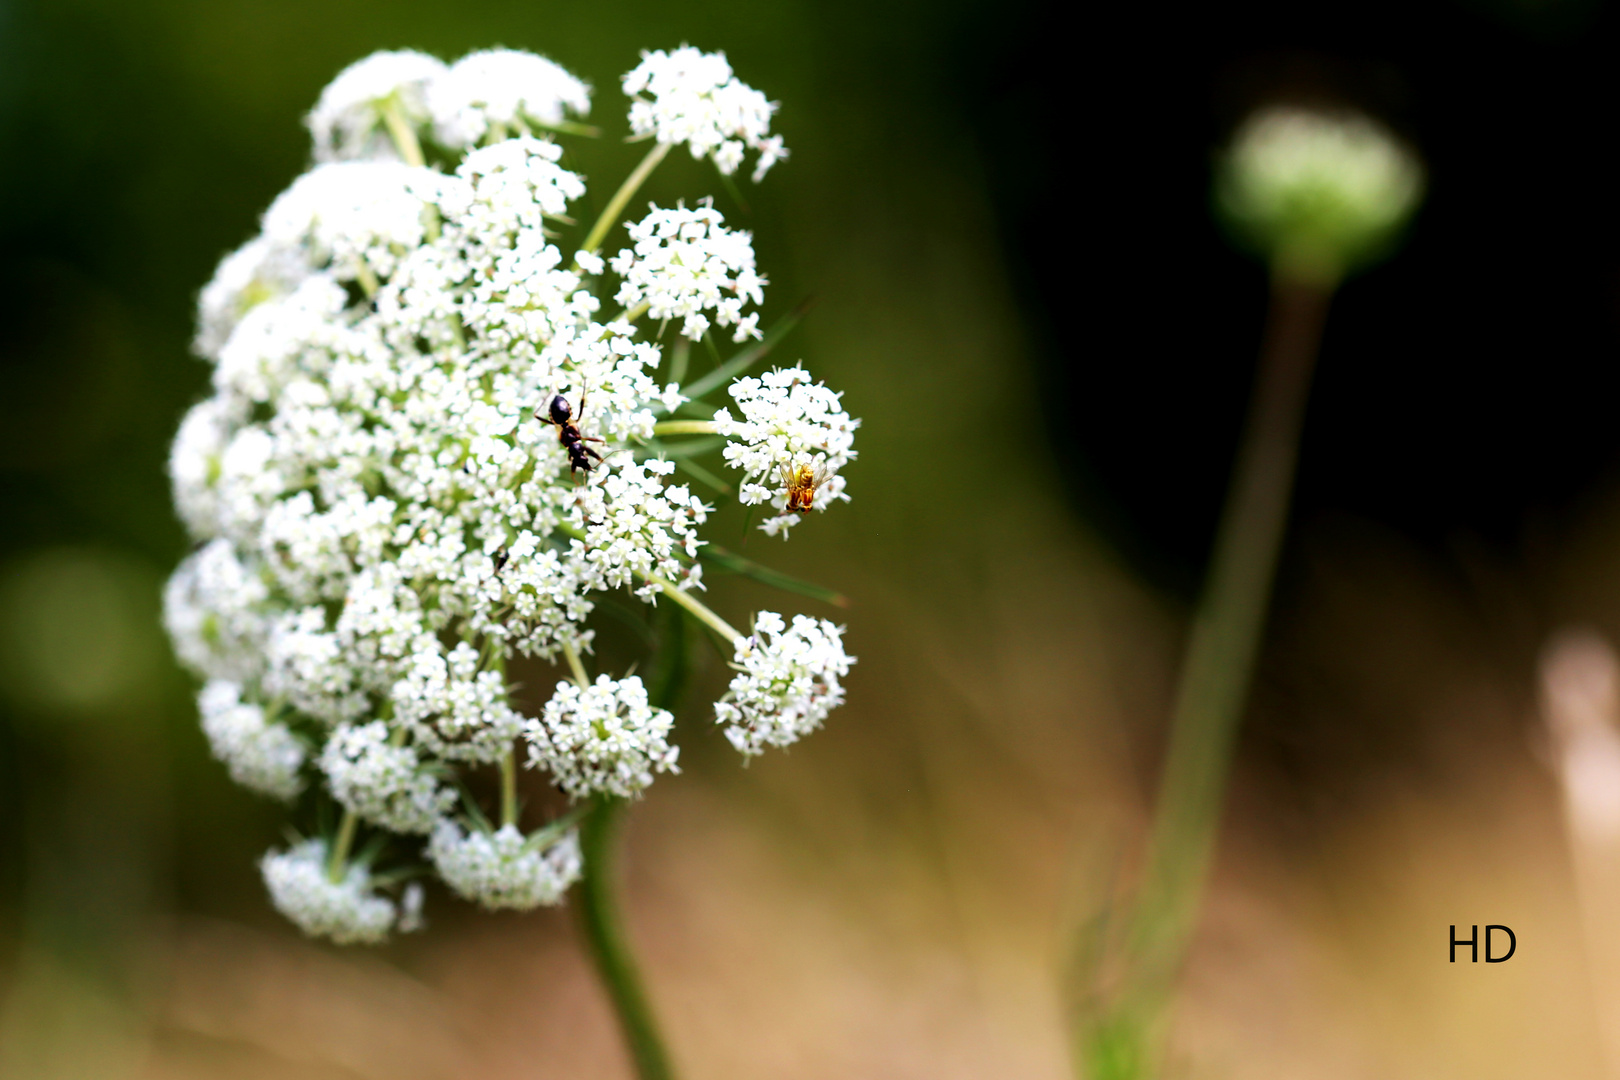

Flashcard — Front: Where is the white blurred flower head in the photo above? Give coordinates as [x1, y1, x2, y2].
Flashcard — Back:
[1217, 105, 1424, 284]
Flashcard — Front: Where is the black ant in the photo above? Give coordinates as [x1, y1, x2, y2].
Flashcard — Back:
[537, 389, 604, 480]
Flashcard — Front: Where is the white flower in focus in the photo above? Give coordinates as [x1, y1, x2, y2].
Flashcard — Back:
[199, 680, 306, 801]
[307, 50, 448, 163]
[622, 46, 786, 181]
[429, 49, 591, 148]
[716, 611, 852, 756]
[712, 366, 858, 534]
[1217, 105, 1424, 282]
[524, 675, 679, 799]
[194, 237, 309, 361]
[428, 821, 581, 910]
[319, 720, 456, 834]
[610, 202, 764, 342]
[261, 840, 397, 944]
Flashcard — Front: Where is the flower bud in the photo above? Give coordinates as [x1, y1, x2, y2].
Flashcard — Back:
[1216, 105, 1424, 285]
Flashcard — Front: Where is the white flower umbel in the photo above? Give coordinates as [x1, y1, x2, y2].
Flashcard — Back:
[525, 675, 679, 799]
[712, 366, 859, 535]
[715, 611, 853, 756]
[428, 820, 582, 910]
[319, 720, 455, 834]
[199, 679, 306, 801]
[622, 46, 786, 181]
[307, 50, 447, 164]
[429, 48, 591, 149]
[167, 46, 858, 959]
[261, 840, 397, 945]
[610, 202, 765, 342]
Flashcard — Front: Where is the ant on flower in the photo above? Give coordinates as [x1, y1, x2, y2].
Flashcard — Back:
[538, 389, 604, 480]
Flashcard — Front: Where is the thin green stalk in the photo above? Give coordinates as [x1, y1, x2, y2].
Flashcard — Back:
[653, 420, 718, 438]
[562, 639, 592, 690]
[577, 142, 672, 261]
[1075, 277, 1333, 1078]
[327, 809, 358, 883]
[380, 97, 425, 167]
[578, 795, 676, 1080]
[499, 748, 518, 829]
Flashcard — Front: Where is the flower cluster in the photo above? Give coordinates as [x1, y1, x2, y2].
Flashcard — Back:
[525, 675, 679, 800]
[165, 44, 855, 945]
[712, 366, 860, 536]
[611, 202, 765, 342]
[623, 46, 786, 181]
[716, 612, 853, 756]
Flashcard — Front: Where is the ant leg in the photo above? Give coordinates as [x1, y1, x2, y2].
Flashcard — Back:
[584, 445, 605, 462]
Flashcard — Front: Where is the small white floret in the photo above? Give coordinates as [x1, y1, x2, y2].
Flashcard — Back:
[715, 611, 853, 755]
[261, 840, 398, 944]
[429, 49, 591, 149]
[610, 201, 764, 342]
[307, 50, 448, 163]
[199, 679, 306, 801]
[428, 820, 581, 910]
[622, 46, 786, 180]
[524, 674, 679, 799]
[319, 720, 455, 834]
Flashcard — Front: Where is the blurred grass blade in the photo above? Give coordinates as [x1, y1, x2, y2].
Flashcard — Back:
[674, 299, 813, 406]
[699, 544, 849, 608]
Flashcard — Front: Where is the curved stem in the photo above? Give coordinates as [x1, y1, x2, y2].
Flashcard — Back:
[652, 420, 719, 438]
[578, 795, 676, 1080]
[577, 142, 672, 261]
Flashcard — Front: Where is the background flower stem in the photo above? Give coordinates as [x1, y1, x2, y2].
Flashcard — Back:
[1075, 274, 1334, 1078]
[578, 794, 676, 1080]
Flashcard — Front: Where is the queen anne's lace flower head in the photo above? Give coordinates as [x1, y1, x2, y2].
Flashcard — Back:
[429, 49, 591, 149]
[525, 674, 679, 799]
[716, 612, 852, 756]
[168, 45, 855, 946]
[610, 202, 764, 342]
[261, 840, 398, 944]
[623, 46, 786, 181]
[429, 821, 582, 909]
[307, 50, 448, 163]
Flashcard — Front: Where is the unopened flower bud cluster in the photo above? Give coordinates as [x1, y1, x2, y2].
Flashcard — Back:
[163, 45, 855, 944]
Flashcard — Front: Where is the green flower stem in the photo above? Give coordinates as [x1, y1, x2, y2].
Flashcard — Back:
[578, 794, 675, 1080]
[327, 808, 358, 883]
[1077, 276, 1333, 1078]
[380, 97, 425, 168]
[652, 420, 719, 437]
[499, 748, 518, 829]
[577, 141, 672, 261]
[562, 639, 592, 690]
[651, 575, 741, 644]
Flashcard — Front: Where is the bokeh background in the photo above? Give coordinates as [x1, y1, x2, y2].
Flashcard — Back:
[6, 0, 1620, 1076]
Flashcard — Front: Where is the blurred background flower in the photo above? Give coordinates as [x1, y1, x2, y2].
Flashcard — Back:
[7, 0, 1620, 1077]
